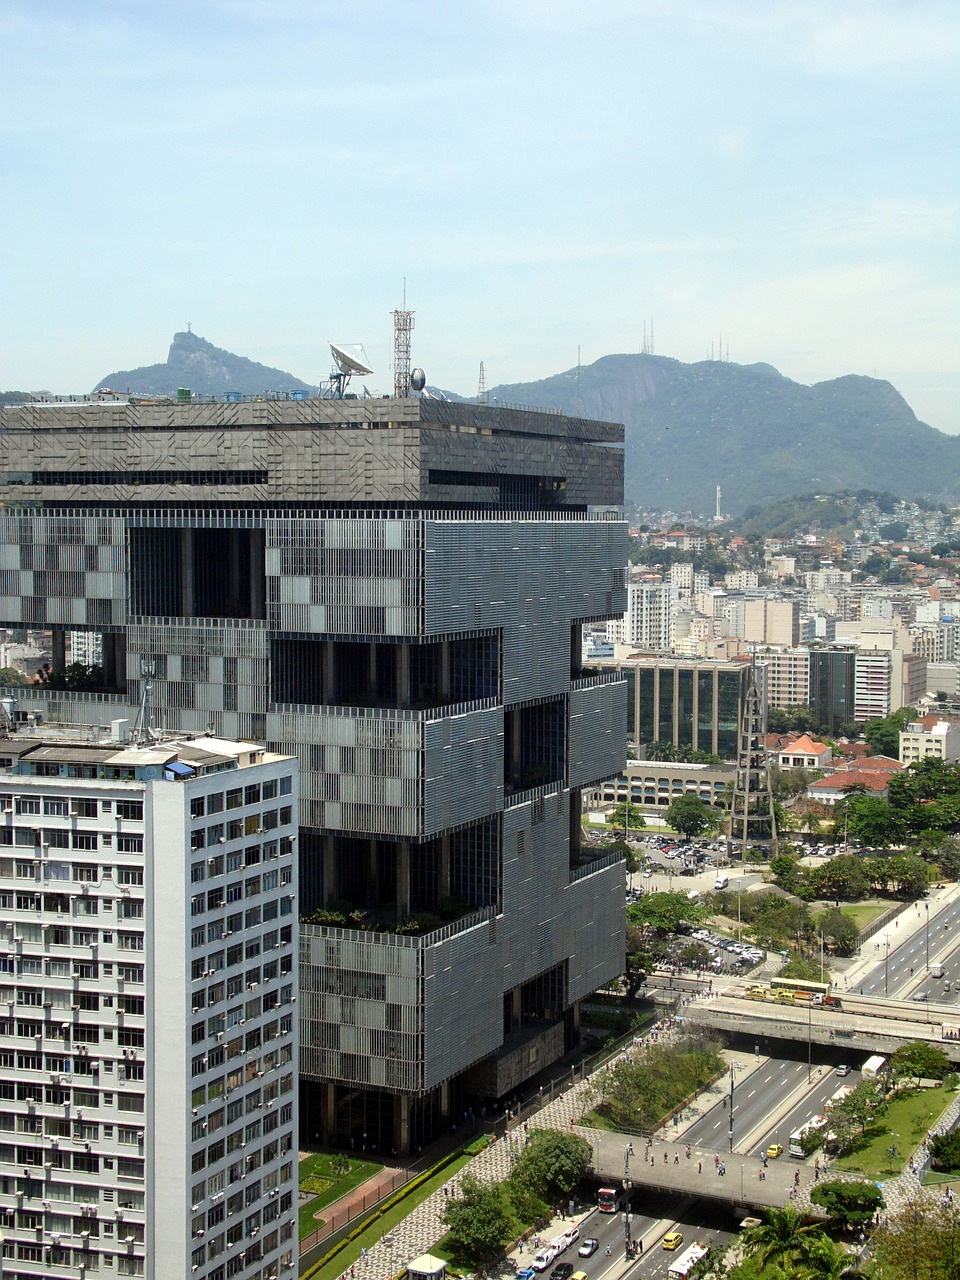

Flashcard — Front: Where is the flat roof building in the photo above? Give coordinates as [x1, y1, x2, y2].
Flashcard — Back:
[0, 727, 299, 1280]
[0, 393, 627, 1158]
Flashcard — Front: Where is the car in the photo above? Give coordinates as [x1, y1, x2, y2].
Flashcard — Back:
[767, 1144, 784, 1159]
[836, 1064, 851, 1076]
[912, 991, 929, 1001]
[577, 1238, 598, 1258]
[643, 869, 653, 878]
[561, 1227, 580, 1245]
[550, 1265, 574, 1280]
[518, 1270, 537, 1280]
[532, 1249, 559, 1271]
[662, 1232, 684, 1251]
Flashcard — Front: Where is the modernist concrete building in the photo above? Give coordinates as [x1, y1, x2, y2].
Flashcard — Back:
[0, 729, 299, 1280]
[0, 393, 627, 1156]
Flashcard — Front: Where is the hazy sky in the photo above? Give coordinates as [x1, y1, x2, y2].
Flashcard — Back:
[2, 1, 958, 429]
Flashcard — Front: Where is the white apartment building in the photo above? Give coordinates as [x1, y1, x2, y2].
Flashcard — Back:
[607, 581, 675, 651]
[853, 649, 927, 721]
[725, 571, 759, 591]
[0, 730, 299, 1280]
[899, 717, 960, 765]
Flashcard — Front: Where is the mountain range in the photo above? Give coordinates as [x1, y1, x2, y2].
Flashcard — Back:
[478, 355, 960, 515]
[59, 334, 960, 515]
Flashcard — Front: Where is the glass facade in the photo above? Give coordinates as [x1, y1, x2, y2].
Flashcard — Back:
[697, 670, 715, 754]
[717, 670, 741, 759]
[658, 669, 674, 742]
[677, 668, 694, 747]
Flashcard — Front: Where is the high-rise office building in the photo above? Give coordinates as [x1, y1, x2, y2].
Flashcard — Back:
[0, 393, 627, 1156]
[0, 729, 299, 1280]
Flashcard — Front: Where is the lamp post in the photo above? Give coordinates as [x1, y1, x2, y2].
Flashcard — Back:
[925, 901, 930, 972]
[819, 931, 825, 985]
[728, 1067, 735, 1152]
[884, 938, 890, 997]
[807, 998, 813, 1083]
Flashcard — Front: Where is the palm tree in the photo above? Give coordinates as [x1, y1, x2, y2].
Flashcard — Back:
[741, 1203, 829, 1270]
[801, 1237, 864, 1279]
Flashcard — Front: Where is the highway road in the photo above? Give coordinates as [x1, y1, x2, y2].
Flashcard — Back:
[673, 1054, 863, 1155]
[852, 895, 960, 1001]
[564, 1196, 733, 1280]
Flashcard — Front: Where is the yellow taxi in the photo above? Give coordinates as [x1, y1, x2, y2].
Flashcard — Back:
[662, 1232, 683, 1251]
[766, 1143, 784, 1159]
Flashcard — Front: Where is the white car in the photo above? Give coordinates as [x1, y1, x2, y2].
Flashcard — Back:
[562, 1227, 580, 1245]
[532, 1248, 559, 1271]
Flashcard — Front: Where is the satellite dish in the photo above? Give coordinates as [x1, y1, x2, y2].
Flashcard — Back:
[410, 368, 426, 392]
[330, 343, 374, 376]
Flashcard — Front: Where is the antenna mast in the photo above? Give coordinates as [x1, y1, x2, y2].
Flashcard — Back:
[391, 281, 415, 399]
[477, 361, 488, 405]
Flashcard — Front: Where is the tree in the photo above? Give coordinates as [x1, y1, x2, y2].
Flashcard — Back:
[810, 855, 870, 902]
[0, 666, 27, 686]
[829, 1080, 887, 1143]
[626, 891, 706, 935]
[809, 1179, 885, 1231]
[838, 795, 904, 847]
[665, 794, 714, 838]
[510, 1129, 592, 1199]
[929, 1128, 960, 1173]
[440, 1174, 516, 1268]
[890, 1041, 950, 1087]
[875, 1197, 960, 1280]
[816, 906, 860, 957]
[863, 708, 912, 758]
[885, 853, 932, 899]
[611, 802, 646, 833]
[800, 1236, 865, 1279]
[741, 1203, 828, 1270]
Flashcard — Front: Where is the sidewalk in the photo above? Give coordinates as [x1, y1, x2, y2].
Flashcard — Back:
[837, 882, 960, 994]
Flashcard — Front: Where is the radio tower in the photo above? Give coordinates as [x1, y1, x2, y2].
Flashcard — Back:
[477, 361, 488, 405]
[725, 658, 778, 862]
[391, 284, 414, 398]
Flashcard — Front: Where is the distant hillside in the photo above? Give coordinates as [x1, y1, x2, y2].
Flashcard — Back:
[94, 331, 317, 397]
[483, 354, 960, 515]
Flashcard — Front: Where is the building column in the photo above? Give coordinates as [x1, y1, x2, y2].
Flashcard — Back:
[397, 644, 410, 709]
[322, 835, 338, 905]
[51, 629, 66, 679]
[323, 1083, 336, 1145]
[439, 640, 451, 701]
[368, 644, 378, 704]
[438, 835, 450, 899]
[367, 841, 378, 906]
[397, 842, 411, 917]
[397, 1095, 411, 1156]
[228, 529, 243, 615]
[249, 531, 265, 619]
[180, 529, 195, 617]
[440, 1080, 451, 1121]
[324, 641, 337, 704]
[101, 632, 117, 689]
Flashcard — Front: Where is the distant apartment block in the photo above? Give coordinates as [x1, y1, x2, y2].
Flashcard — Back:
[760, 648, 811, 710]
[899, 716, 960, 765]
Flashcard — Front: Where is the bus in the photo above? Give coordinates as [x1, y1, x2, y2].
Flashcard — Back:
[597, 1186, 627, 1213]
[788, 1114, 827, 1158]
[769, 978, 840, 1007]
[667, 1243, 709, 1279]
[862, 1055, 887, 1080]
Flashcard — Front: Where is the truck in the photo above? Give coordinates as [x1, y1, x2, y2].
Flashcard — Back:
[862, 1055, 887, 1080]
[667, 1243, 710, 1279]
[714, 875, 729, 890]
[932, 963, 945, 979]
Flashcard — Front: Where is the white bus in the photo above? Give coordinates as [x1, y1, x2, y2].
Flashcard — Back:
[862, 1055, 886, 1080]
[789, 1114, 827, 1158]
[668, 1243, 709, 1278]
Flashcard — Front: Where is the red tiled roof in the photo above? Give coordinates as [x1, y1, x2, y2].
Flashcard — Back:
[809, 772, 893, 793]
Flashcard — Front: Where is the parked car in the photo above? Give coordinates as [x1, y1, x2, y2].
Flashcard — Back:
[561, 1227, 580, 1245]
[532, 1248, 559, 1271]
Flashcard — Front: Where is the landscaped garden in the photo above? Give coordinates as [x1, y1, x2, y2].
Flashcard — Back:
[833, 1084, 956, 1178]
[298, 1152, 383, 1240]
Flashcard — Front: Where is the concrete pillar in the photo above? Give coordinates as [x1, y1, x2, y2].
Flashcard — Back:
[322, 836, 338, 905]
[367, 841, 378, 906]
[323, 1082, 336, 1145]
[368, 644, 378, 704]
[438, 835, 451, 899]
[101, 632, 116, 689]
[397, 1094, 411, 1156]
[397, 842, 410, 916]
[439, 640, 451, 701]
[229, 530, 243, 615]
[397, 644, 410, 709]
[249, 532, 265, 619]
[51, 629, 66, 679]
[440, 1080, 451, 1121]
[180, 529, 195, 617]
[324, 641, 337, 704]
[511, 987, 521, 1028]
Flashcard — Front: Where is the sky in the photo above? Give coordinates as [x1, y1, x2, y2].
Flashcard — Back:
[1, 0, 958, 430]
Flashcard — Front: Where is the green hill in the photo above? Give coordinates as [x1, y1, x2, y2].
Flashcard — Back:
[485, 354, 960, 514]
[93, 330, 317, 397]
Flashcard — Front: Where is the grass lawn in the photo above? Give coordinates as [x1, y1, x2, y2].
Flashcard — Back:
[298, 1153, 383, 1241]
[834, 1086, 956, 1178]
[815, 901, 888, 931]
[305, 1153, 472, 1280]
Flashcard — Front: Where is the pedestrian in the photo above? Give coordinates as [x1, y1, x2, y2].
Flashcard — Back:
[663, 1151, 668, 1163]
[674, 1152, 680, 1164]
[361, 1248, 368, 1264]
[714, 1153, 720, 1169]
[794, 1170, 801, 1187]
[685, 1145, 691, 1159]
[604, 1245, 611, 1257]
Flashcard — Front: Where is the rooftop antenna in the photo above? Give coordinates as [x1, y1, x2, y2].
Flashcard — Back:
[477, 361, 488, 405]
[392, 279, 415, 398]
[132, 662, 160, 746]
[716, 484, 722, 522]
[576, 344, 582, 416]
[327, 343, 374, 398]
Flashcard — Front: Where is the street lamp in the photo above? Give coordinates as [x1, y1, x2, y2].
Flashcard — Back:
[728, 1069, 735, 1152]
[884, 938, 890, 997]
[925, 901, 930, 972]
[807, 999, 813, 1083]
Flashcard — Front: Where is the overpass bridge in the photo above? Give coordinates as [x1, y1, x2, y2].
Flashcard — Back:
[683, 991, 960, 1062]
[584, 1129, 849, 1217]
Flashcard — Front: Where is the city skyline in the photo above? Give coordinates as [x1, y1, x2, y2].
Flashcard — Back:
[0, 1, 957, 431]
